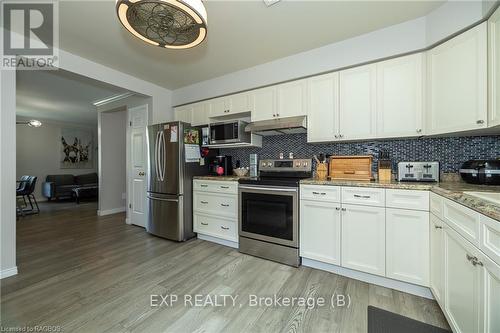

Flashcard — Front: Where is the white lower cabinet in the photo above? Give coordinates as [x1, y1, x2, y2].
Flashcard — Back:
[430, 214, 445, 305]
[300, 199, 341, 265]
[341, 203, 386, 276]
[443, 223, 481, 333]
[479, 253, 500, 333]
[192, 180, 238, 245]
[386, 208, 429, 286]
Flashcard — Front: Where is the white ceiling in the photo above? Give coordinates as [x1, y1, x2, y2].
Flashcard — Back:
[59, 0, 444, 90]
[16, 70, 129, 125]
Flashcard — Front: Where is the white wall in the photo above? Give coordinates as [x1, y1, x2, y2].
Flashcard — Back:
[98, 110, 127, 214]
[172, 1, 492, 105]
[16, 117, 97, 201]
[1, 69, 17, 278]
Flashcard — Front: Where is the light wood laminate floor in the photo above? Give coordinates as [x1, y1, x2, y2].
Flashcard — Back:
[1, 204, 450, 332]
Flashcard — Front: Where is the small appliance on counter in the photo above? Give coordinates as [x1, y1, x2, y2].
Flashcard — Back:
[209, 155, 233, 176]
[460, 159, 500, 185]
[397, 162, 439, 182]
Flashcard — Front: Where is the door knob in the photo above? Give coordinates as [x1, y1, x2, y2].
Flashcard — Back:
[139, 171, 145, 176]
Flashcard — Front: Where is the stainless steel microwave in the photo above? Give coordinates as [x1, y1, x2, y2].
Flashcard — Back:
[208, 120, 250, 145]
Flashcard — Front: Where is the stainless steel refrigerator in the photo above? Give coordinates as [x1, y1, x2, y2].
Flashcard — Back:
[146, 121, 207, 241]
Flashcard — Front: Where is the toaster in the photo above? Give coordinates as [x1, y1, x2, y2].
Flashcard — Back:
[397, 162, 439, 182]
[460, 159, 500, 185]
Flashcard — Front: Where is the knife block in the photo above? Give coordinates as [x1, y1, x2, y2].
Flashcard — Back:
[378, 159, 392, 182]
[316, 163, 328, 181]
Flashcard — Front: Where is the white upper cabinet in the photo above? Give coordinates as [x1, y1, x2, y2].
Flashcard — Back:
[339, 64, 377, 140]
[191, 102, 210, 126]
[489, 7, 500, 127]
[174, 105, 193, 124]
[251, 86, 277, 121]
[276, 79, 307, 119]
[376, 53, 424, 138]
[209, 92, 251, 118]
[427, 22, 487, 134]
[307, 73, 340, 142]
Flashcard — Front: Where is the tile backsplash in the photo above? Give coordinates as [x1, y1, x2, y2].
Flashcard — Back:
[220, 134, 500, 173]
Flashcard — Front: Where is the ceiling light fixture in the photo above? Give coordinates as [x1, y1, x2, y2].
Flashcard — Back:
[17, 120, 42, 127]
[116, 0, 208, 49]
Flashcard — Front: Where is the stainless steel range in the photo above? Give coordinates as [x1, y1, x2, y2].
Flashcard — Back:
[238, 159, 312, 267]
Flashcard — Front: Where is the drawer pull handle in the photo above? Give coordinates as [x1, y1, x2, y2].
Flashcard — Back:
[335, 207, 340, 211]
[200, 201, 208, 204]
[353, 194, 371, 199]
[472, 259, 483, 267]
[220, 186, 230, 189]
[466, 254, 476, 262]
[200, 184, 208, 187]
[341, 208, 346, 211]
[312, 191, 326, 195]
[221, 204, 229, 207]
[201, 222, 208, 226]
[434, 225, 442, 229]
[221, 226, 230, 230]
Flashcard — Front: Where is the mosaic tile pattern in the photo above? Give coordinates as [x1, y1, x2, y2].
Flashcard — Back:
[220, 134, 500, 173]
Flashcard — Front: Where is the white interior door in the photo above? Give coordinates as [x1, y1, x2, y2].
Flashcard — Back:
[128, 105, 148, 227]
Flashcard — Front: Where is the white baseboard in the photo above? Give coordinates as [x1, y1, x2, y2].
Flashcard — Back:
[197, 233, 238, 249]
[98, 207, 126, 216]
[125, 217, 131, 225]
[302, 258, 433, 299]
[0, 266, 18, 279]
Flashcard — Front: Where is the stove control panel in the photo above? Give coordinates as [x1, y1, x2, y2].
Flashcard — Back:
[260, 159, 312, 172]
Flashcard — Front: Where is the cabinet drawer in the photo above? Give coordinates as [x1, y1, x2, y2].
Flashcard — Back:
[443, 199, 480, 247]
[430, 192, 444, 219]
[193, 180, 238, 194]
[341, 186, 385, 207]
[386, 189, 429, 211]
[480, 215, 500, 265]
[193, 213, 238, 242]
[193, 192, 237, 217]
[300, 185, 340, 202]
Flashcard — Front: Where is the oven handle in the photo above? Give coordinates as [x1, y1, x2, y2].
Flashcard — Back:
[239, 185, 297, 193]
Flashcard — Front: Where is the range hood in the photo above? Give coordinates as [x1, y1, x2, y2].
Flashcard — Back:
[244, 116, 307, 136]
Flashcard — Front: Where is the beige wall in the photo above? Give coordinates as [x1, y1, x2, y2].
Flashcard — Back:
[16, 117, 97, 200]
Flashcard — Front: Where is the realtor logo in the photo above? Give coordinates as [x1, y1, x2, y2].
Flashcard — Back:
[1, 1, 59, 70]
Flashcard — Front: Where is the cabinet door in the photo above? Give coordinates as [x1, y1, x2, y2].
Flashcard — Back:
[251, 87, 276, 121]
[479, 253, 500, 333]
[306, 73, 339, 143]
[191, 102, 209, 126]
[444, 224, 481, 333]
[208, 97, 227, 117]
[341, 204, 385, 276]
[227, 92, 251, 115]
[386, 208, 429, 286]
[277, 79, 306, 119]
[376, 53, 424, 138]
[174, 105, 193, 123]
[488, 7, 500, 127]
[300, 199, 341, 265]
[339, 64, 377, 140]
[427, 22, 487, 134]
[430, 214, 445, 305]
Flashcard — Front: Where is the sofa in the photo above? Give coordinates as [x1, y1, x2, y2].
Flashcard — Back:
[42, 173, 98, 201]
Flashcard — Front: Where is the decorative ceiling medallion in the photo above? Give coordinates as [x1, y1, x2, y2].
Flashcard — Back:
[116, 0, 207, 49]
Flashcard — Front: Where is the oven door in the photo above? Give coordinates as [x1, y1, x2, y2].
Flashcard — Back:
[239, 185, 298, 248]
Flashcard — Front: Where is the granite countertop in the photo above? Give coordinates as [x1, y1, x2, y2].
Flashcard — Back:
[193, 175, 247, 181]
[301, 178, 500, 222]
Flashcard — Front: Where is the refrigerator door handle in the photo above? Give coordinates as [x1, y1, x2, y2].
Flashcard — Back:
[159, 131, 166, 182]
[147, 195, 179, 202]
[155, 131, 161, 181]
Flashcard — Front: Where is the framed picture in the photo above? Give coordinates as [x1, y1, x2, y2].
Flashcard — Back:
[60, 128, 93, 169]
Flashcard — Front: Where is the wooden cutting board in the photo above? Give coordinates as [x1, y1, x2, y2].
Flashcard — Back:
[329, 155, 373, 181]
